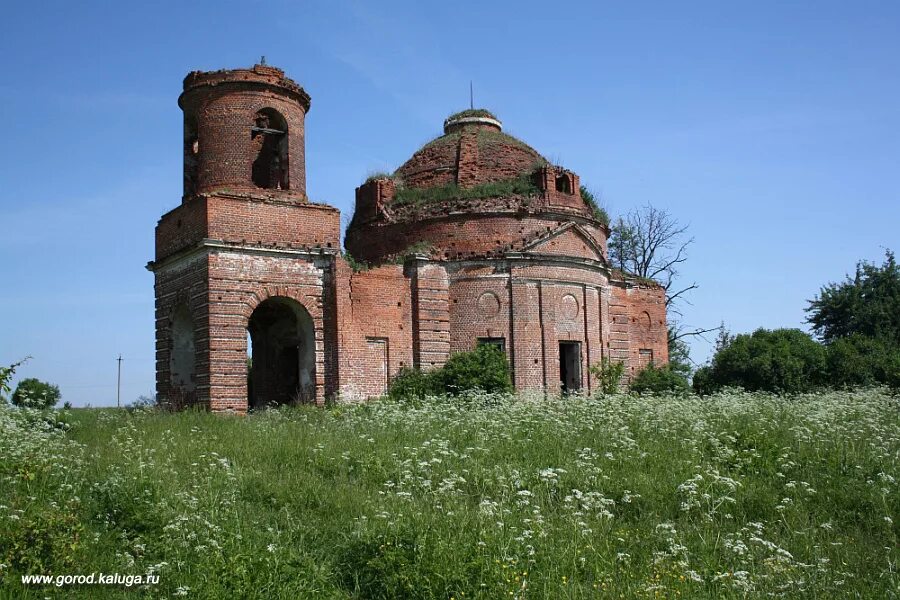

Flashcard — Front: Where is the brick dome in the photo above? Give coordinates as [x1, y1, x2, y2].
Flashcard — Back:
[345, 108, 605, 266]
[393, 109, 547, 192]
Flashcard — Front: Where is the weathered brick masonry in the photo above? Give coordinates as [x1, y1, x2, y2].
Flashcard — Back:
[149, 64, 668, 411]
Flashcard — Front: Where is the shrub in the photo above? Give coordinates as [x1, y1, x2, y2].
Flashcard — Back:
[12, 377, 61, 409]
[589, 357, 625, 395]
[629, 363, 690, 395]
[387, 367, 438, 401]
[387, 345, 512, 400]
[432, 344, 512, 396]
[342, 252, 370, 272]
[694, 328, 827, 394]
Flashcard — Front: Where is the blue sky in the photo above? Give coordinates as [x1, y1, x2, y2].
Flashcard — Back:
[1, 1, 898, 406]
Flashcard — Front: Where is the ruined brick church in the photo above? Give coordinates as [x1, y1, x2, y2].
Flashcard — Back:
[148, 64, 668, 411]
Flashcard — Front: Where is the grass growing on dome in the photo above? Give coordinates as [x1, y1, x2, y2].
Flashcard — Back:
[476, 129, 547, 157]
[580, 185, 610, 225]
[363, 171, 394, 184]
[445, 108, 497, 122]
[392, 174, 541, 207]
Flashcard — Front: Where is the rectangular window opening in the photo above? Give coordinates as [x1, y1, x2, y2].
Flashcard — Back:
[477, 337, 506, 354]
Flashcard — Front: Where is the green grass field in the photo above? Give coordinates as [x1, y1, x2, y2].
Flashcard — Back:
[1, 389, 897, 598]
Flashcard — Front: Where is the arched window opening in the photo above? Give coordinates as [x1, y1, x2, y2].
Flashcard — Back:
[183, 116, 200, 196]
[247, 297, 314, 409]
[170, 303, 196, 394]
[555, 173, 572, 194]
[251, 108, 289, 190]
[642, 311, 652, 329]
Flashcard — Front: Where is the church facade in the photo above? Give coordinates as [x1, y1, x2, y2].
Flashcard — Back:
[148, 64, 668, 411]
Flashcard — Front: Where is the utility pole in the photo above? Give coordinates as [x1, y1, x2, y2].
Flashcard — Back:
[116, 354, 123, 408]
[470, 81, 474, 110]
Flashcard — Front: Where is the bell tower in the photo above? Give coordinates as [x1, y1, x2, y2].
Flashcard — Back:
[149, 64, 341, 412]
[179, 64, 311, 200]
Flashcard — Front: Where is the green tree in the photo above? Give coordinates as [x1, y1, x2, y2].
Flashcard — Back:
[825, 335, 883, 388]
[693, 328, 827, 394]
[609, 205, 716, 373]
[387, 367, 438, 401]
[608, 205, 698, 310]
[667, 325, 693, 380]
[12, 378, 61, 409]
[806, 250, 900, 345]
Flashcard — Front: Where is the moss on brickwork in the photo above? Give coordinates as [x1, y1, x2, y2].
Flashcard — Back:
[416, 132, 460, 152]
[476, 129, 546, 159]
[342, 251, 370, 272]
[392, 173, 540, 207]
[390, 241, 435, 263]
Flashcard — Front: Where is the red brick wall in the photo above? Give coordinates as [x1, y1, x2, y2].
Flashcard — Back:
[611, 283, 669, 379]
[448, 260, 610, 394]
[410, 262, 451, 370]
[156, 198, 208, 259]
[449, 276, 511, 355]
[156, 194, 341, 262]
[526, 225, 606, 261]
[346, 213, 606, 265]
[333, 260, 416, 400]
[154, 253, 210, 409]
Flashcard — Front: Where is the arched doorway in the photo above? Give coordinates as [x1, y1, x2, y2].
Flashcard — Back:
[247, 297, 315, 408]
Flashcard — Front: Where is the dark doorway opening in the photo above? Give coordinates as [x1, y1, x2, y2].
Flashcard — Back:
[559, 341, 582, 393]
[247, 297, 315, 409]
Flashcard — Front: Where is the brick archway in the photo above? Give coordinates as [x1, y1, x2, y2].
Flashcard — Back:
[241, 287, 320, 322]
[247, 296, 315, 408]
[241, 287, 325, 406]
